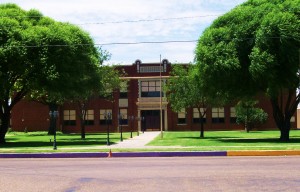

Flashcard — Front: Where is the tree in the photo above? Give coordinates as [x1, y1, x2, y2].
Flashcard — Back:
[165, 64, 221, 138]
[195, 0, 300, 141]
[235, 99, 268, 132]
[74, 64, 122, 139]
[0, 4, 47, 143]
[0, 4, 103, 143]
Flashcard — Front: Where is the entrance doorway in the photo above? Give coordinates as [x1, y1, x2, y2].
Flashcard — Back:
[141, 110, 164, 131]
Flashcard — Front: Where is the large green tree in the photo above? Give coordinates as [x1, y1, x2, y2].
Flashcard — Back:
[195, 0, 300, 141]
[0, 4, 103, 143]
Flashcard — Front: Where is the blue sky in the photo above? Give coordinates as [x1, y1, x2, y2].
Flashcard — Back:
[1, 0, 246, 65]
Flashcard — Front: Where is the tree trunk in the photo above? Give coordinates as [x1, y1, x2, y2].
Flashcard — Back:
[270, 94, 295, 142]
[278, 119, 291, 142]
[196, 106, 206, 138]
[0, 111, 11, 144]
[79, 102, 86, 140]
[246, 108, 249, 133]
[280, 127, 290, 142]
[81, 118, 86, 139]
[200, 117, 204, 138]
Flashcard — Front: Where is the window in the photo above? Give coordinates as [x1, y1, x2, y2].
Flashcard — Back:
[140, 66, 163, 73]
[141, 80, 164, 97]
[100, 109, 112, 125]
[119, 81, 128, 98]
[212, 108, 225, 123]
[291, 116, 295, 122]
[177, 109, 186, 124]
[119, 99, 128, 107]
[230, 107, 237, 123]
[193, 108, 206, 123]
[84, 110, 94, 125]
[63, 110, 76, 126]
[119, 108, 128, 125]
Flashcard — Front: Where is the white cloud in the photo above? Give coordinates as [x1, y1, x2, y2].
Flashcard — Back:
[1, 0, 246, 64]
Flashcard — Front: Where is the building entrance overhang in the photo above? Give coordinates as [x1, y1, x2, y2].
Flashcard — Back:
[136, 97, 168, 110]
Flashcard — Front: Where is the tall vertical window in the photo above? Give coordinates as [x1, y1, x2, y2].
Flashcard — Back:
[119, 81, 128, 98]
[141, 80, 163, 97]
[212, 108, 225, 123]
[84, 110, 94, 125]
[230, 107, 237, 123]
[177, 109, 186, 124]
[63, 110, 76, 126]
[193, 108, 206, 123]
[119, 108, 128, 125]
[100, 109, 112, 125]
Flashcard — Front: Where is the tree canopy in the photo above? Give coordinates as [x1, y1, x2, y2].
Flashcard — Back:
[0, 4, 106, 143]
[165, 64, 219, 138]
[195, 0, 300, 141]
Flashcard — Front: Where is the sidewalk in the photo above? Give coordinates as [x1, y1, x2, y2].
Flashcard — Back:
[106, 131, 161, 149]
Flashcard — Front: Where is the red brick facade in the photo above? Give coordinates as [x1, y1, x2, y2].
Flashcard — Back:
[11, 60, 297, 133]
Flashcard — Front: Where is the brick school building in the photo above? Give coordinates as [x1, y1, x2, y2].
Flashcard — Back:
[11, 59, 297, 133]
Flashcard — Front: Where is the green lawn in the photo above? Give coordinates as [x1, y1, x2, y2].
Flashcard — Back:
[1, 130, 300, 153]
[148, 130, 300, 151]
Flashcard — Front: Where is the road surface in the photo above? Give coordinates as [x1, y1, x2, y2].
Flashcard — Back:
[1, 156, 300, 191]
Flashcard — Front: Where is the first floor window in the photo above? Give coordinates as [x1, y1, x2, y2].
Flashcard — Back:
[193, 108, 206, 123]
[100, 109, 112, 125]
[119, 108, 128, 125]
[212, 108, 225, 123]
[63, 110, 76, 126]
[230, 107, 237, 123]
[177, 109, 186, 124]
[84, 110, 94, 125]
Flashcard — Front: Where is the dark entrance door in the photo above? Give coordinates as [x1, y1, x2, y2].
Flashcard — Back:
[141, 110, 163, 131]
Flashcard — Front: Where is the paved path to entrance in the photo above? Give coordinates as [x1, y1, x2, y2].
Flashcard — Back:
[107, 131, 161, 149]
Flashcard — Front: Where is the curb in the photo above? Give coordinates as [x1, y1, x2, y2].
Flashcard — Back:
[1, 150, 300, 158]
[227, 150, 300, 156]
[0, 151, 226, 158]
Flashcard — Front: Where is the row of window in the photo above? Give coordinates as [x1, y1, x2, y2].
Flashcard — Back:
[119, 80, 165, 98]
[177, 108, 237, 124]
[63, 107, 236, 126]
[63, 109, 128, 126]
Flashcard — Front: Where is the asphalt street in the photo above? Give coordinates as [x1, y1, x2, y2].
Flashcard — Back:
[1, 156, 300, 192]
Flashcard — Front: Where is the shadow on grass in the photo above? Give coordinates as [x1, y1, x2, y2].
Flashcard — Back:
[2, 133, 122, 148]
[175, 136, 300, 144]
[178, 136, 240, 140]
[218, 138, 300, 143]
[1, 140, 117, 148]
[2, 134, 119, 148]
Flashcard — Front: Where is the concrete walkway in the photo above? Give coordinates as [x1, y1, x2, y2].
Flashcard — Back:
[107, 131, 161, 149]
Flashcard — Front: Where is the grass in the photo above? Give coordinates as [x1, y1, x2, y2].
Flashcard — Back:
[2, 131, 133, 153]
[148, 130, 300, 151]
[1, 130, 300, 153]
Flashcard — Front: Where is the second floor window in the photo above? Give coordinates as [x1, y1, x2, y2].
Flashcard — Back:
[141, 80, 163, 97]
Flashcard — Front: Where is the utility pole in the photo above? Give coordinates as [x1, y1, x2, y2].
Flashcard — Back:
[160, 55, 163, 139]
